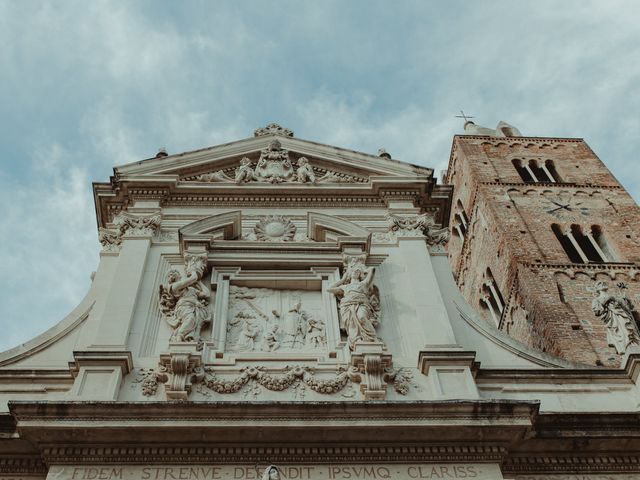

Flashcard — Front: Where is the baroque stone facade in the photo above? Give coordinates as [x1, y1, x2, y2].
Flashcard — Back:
[1, 123, 640, 479]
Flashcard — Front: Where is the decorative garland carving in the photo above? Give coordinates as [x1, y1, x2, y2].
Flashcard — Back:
[135, 363, 415, 399]
[254, 123, 294, 137]
[200, 365, 357, 397]
[132, 367, 164, 396]
[386, 367, 419, 395]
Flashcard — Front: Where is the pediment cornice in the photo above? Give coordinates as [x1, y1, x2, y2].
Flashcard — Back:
[114, 135, 433, 179]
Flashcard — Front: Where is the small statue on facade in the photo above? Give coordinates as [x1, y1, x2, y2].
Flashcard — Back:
[307, 318, 326, 348]
[159, 254, 211, 343]
[235, 157, 255, 184]
[328, 255, 380, 350]
[591, 281, 640, 354]
[261, 466, 281, 480]
[282, 302, 308, 348]
[262, 323, 280, 352]
[239, 319, 260, 351]
[295, 157, 316, 183]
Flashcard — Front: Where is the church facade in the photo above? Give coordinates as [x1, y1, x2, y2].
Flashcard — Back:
[1, 123, 639, 479]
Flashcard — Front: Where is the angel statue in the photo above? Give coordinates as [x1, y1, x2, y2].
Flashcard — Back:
[159, 254, 211, 343]
[295, 157, 316, 183]
[328, 256, 380, 350]
[591, 281, 640, 354]
[235, 157, 255, 184]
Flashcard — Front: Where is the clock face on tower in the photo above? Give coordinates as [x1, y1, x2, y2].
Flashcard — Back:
[544, 195, 590, 220]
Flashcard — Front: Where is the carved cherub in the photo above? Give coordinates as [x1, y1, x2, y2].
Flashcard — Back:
[262, 323, 280, 352]
[296, 157, 316, 183]
[235, 157, 255, 184]
[239, 319, 260, 351]
[307, 318, 326, 348]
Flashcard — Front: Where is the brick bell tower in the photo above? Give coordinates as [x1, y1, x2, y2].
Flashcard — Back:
[445, 119, 640, 367]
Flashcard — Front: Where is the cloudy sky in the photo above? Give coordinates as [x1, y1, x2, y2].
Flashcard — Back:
[0, 0, 638, 352]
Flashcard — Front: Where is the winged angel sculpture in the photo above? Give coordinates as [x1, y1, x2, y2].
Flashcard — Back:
[159, 253, 211, 343]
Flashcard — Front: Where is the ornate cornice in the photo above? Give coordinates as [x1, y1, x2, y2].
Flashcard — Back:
[41, 444, 507, 465]
[503, 455, 640, 474]
[0, 457, 46, 474]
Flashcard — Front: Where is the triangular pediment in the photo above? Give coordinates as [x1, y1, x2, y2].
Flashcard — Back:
[113, 130, 434, 183]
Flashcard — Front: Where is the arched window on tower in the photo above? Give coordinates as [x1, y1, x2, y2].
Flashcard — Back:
[512, 159, 561, 183]
[544, 160, 562, 182]
[552, 224, 616, 263]
[452, 199, 470, 239]
[479, 268, 505, 326]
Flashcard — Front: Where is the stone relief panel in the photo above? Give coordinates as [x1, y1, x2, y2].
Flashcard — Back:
[225, 286, 326, 353]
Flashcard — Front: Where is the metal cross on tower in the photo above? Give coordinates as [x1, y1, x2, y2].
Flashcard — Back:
[455, 110, 475, 122]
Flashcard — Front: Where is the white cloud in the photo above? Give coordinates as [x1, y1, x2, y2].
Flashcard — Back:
[0, 0, 639, 353]
[0, 144, 97, 351]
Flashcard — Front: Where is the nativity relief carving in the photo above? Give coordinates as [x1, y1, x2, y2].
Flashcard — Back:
[225, 286, 326, 353]
[590, 281, 640, 354]
[328, 254, 381, 350]
[159, 253, 212, 344]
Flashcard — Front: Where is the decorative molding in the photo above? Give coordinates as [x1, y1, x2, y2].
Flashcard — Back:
[158, 348, 203, 401]
[40, 444, 508, 465]
[0, 457, 47, 474]
[350, 342, 393, 400]
[503, 455, 640, 474]
[254, 123, 294, 137]
[523, 261, 639, 280]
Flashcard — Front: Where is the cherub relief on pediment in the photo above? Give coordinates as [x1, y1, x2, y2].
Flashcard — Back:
[181, 141, 370, 185]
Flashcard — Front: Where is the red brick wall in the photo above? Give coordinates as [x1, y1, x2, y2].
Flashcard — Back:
[446, 135, 640, 366]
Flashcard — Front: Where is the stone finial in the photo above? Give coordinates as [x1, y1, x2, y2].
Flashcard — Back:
[254, 123, 294, 137]
[378, 148, 391, 159]
[156, 148, 168, 158]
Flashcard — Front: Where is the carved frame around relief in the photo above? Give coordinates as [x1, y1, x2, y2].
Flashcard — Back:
[207, 267, 348, 363]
